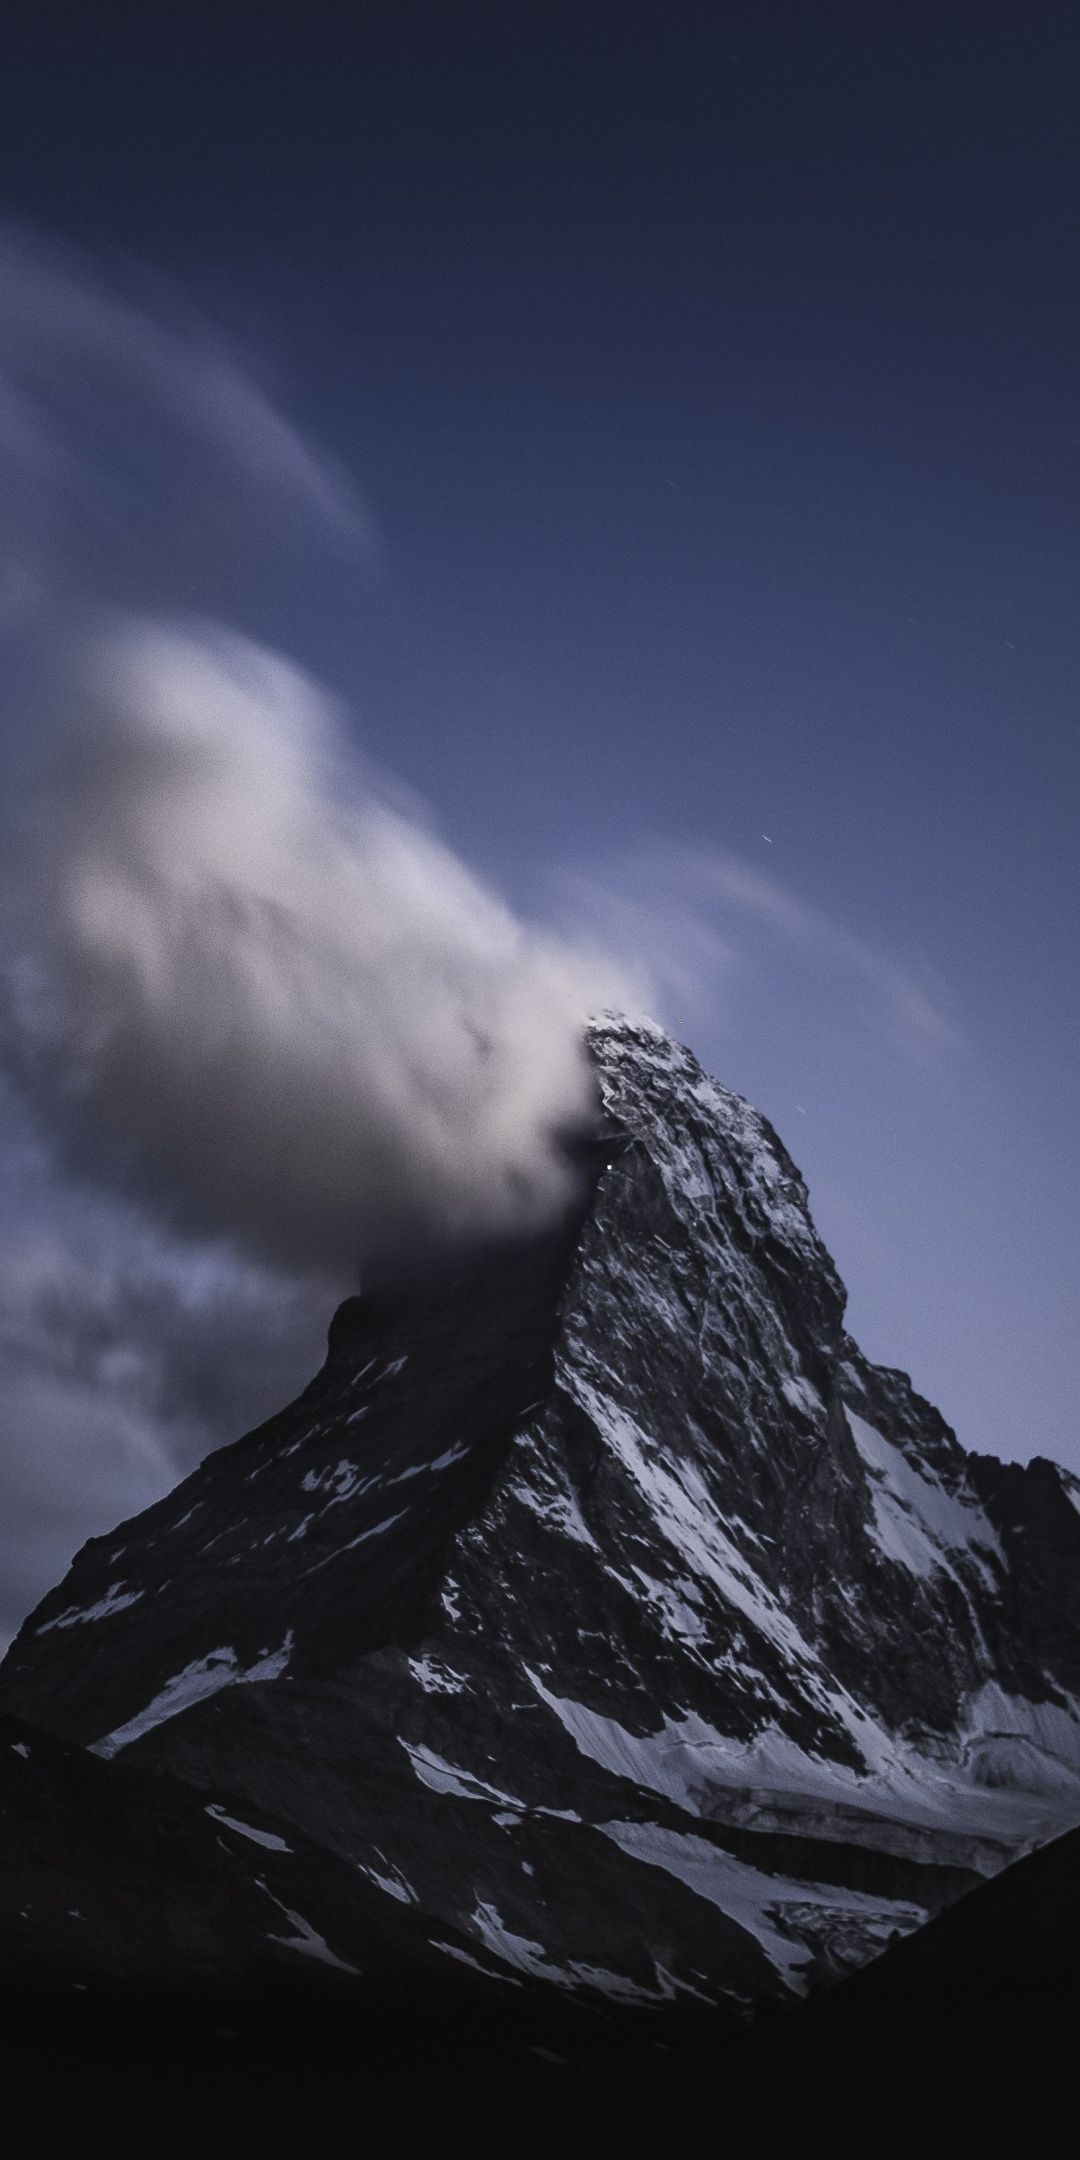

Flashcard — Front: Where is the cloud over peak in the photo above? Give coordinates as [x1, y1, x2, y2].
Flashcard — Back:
[5, 615, 619, 1275]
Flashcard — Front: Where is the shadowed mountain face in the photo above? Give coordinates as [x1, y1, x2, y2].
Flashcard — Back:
[3, 1016, 1080, 2021]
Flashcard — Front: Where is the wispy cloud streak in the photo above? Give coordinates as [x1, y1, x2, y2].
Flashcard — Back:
[0, 222, 372, 558]
[556, 842, 963, 1067]
[676, 846, 964, 1062]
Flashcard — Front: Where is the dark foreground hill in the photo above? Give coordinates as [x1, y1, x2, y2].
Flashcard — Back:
[2, 1700, 1076, 2152]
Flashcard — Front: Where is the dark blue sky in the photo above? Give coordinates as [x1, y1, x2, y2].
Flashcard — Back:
[1, 3, 1078, 1477]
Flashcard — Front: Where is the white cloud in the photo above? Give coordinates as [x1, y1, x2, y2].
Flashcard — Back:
[2, 614, 626, 1274]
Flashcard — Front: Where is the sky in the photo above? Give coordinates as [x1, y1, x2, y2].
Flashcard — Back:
[0, 2, 1077, 1634]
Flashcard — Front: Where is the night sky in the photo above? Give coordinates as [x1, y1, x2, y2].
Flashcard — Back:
[0, 3, 1078, 1632]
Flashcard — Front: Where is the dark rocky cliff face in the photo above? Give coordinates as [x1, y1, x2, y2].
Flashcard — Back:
[3, 1016, 1080, 2016]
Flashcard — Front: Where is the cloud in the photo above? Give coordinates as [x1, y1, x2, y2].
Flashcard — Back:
[0, 1195, 334, 1645]
[0, 226, 625, 1282]
[0, 221, 371, 569]
[676, 847, 963, 1062]
[554, 842, 963, 1067]
[1, 614, 622, 1276]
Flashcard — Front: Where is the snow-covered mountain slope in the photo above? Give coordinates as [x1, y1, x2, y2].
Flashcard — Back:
[3, 1017, 1080, 2011]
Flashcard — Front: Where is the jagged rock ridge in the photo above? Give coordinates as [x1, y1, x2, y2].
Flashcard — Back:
[3, 1016, 1080, 2011]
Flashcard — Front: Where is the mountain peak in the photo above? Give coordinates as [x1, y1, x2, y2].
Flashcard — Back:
[3, 1017, 1080, 2008]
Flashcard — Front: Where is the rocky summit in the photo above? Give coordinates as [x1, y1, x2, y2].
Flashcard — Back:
[3, 1016, 1080, 2041]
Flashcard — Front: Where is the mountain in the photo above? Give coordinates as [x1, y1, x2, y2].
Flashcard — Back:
[3, 1015, 1080, 2045]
